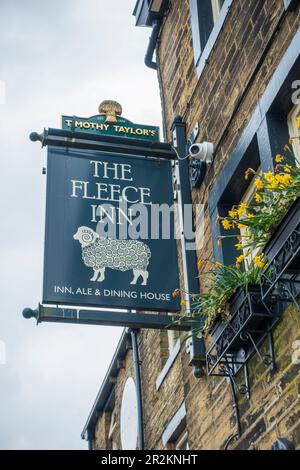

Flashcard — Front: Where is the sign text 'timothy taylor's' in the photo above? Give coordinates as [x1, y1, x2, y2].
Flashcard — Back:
[70, 160, 152, 224]
[64, 119, 157, 138]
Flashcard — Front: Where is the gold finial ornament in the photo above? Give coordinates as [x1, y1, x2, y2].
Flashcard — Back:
[98, 100, 123, 123]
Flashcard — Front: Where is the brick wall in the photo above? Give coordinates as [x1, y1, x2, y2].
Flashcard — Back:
[93, 0, 300, 450]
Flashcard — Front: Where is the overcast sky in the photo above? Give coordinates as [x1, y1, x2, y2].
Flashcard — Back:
[0, 0, 161, 450]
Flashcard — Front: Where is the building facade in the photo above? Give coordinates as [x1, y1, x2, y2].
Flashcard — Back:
[82, 0, 300, 450]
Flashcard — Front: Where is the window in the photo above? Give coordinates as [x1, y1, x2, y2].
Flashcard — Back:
[189, 0, 230, 71]
[288, 103, 300, 163]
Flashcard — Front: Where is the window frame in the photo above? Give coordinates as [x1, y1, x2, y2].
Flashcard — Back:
[211, 0, 224, 23]
[288, 102, 300, 164]
[189, 0, 233, 77]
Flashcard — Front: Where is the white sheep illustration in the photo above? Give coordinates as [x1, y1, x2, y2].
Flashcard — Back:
[73, 226, 151, 286]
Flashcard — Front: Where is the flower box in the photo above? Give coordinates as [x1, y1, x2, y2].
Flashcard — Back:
[207, 199, 300, 377]
[206, 284, 278, 376]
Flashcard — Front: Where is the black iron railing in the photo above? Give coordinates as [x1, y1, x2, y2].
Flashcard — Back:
[206, 198, 300, 396]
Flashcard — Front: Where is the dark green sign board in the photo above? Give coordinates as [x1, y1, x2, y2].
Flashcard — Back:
[62, 114, 160, 143]
[43, 146, 180, 312]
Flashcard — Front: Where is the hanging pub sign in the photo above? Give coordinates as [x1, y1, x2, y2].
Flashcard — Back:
[43, 101, 180, 312]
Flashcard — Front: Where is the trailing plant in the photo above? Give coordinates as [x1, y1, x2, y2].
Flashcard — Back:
[173, 259, 266, 337]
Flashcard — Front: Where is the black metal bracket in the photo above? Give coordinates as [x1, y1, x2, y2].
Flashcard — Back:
[22, 304, 192, 331]
[29, 128, 177, 161]
[189, 158, 207, 188]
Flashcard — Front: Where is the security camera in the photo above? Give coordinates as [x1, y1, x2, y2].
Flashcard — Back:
[189, 142, 214, 164]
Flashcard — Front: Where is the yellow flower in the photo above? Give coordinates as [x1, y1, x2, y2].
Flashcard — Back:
[255, 193, 262, 203]
[247, 213, 254, 218]
[235, 263, 241, 269]
[264, 172, 274, 183]
[296, 116, 300, 130]
[215, 262, 222, 268]
[197, 259, 205, 269]
[284, 164, 292, 173]
[275, 154, 284, 163]
[254, 178, 264, 190]
[222, 219, 231, 230]
[180, 299, 186, 306]
[254, 255, 266, 269]
[236, 254, 244, 264]
[228, 208, 238, 219]
[238, 223, 246, 229]
[282, 173, 292, 185]
[237, 203, 248, 217]
[235, 242, 243, 250]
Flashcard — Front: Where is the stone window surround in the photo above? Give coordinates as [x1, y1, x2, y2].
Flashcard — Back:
[208, 28, 300, 264]
[156, 338, 181, 390]
[190, 0, 233, 78]
[161, 401, 187, 446]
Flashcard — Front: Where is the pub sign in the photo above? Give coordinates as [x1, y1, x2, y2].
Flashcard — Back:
[43, 108, 180, 311]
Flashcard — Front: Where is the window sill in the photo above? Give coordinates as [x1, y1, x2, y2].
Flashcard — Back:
[156, 339, 181, 391]
[196, 0, 233, 78]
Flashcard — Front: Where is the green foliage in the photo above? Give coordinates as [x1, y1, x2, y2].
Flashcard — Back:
[190, 262, 262, 336]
